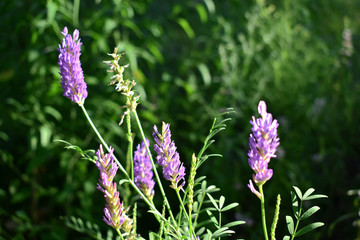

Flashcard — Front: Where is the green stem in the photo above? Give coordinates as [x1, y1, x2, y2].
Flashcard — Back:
[218, 211, 222, 240]
[126, 112, 134, 181]
[132, 110, 180, 234]
[116, 229, 125, 240]
[175, 189, 195, 239]
[259, 184, 269, 240]
[80, 105, 128, 177]
[290, 199, 303, 240]
[193, 191, 206, 226]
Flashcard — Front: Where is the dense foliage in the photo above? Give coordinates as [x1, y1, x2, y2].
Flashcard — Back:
[1, 0, 360, 239]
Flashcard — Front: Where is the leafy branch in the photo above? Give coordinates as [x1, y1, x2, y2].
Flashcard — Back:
[283, 186, 327, 240]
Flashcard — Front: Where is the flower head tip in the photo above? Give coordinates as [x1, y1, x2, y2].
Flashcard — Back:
[58, 26, 87, 105]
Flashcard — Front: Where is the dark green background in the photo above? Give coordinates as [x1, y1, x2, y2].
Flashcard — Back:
[1, 0, 360, 239]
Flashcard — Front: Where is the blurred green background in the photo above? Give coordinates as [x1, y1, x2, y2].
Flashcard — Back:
[1, 0, 360, 239]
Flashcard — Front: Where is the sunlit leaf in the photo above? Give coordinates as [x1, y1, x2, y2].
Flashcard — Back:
[303, 194, 328, 200]
[221, 202, 239, 212]
[302, 188, 315, 199]
[176, 18, 195, 39]
[198, 63, 211, 86]
[206, 210, 218, 226]
[195, 4, 208, 23]
[219, 195, 225, 209]
[286, 215, 294, 234]
[300, 206, 320, 220]
[222, 220, 245, 228]
[295, 222, 324, 237]
[207, 193, 218, 210]
[293, 186, 303, 200]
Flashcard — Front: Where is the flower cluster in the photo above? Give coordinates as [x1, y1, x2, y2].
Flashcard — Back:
[133, 139, 155, 200]
[58, 27, 87, 105]
[96, 145, 132, 231]
[153, 122, 186, 189]
[248, 101, 280, 198]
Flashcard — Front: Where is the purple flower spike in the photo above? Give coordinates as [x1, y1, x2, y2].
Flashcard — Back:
[153, 122, 186, 190]
[248, 101, 279, 196]
[133, 139, 155, 200]
[96, 145, 126, 230]
[58, 26, 87, 105]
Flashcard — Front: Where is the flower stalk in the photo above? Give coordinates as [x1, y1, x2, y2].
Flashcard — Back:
[247, 100, 280, 240]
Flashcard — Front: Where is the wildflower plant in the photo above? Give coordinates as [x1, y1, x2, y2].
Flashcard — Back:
[56, 27, 327, 240]
[246, 101, 327, 240]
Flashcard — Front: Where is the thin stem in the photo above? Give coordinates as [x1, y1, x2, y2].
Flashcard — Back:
[126, 112, 134, 181]
[290, 199, 303, 240]
[259, 184, 269, 240]
[175, 189, 195, 239]
[80, 105, 128, 177]
[116, 229, 125, 240]
[132, 110, 179, 233]
[218, 211, 222, 240]
[193, 192, 206, 226]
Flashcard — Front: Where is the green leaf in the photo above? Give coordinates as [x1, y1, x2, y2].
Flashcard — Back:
[196, 227, 206, 236]
[195, 4, 208, 23]
[39, 124, 51, 147]
[206, 229, 213, 237]
[44, 106, 62, 121]
[302, 188, 315, 199]
[291, 191, 299, 218]
[303, 194, 328, 200]
[213, 227, 234, 238]
[222, 220, 245, 228]
[204, 0, 215, 13]
[201, 179, 207, 191]
[147, 42, 164, 63]
[286, 215, 294, 234]
[46, 0, 58, 24]
[118, 179, 130, 186]
[207, 193, 218, 210]
[193, 201, 199, 212]
[295, 222, 324, 237]
[176, 18, 195, 39]
[299, 206, 320, 220]
[198, 63, 211, 86]
[148, 210, 163, 219]
[206, 185, 220, 194]
[283, 236, 290, 240]
[206, 210, 218, 226]
[194, 176, 207, 184]
[221, 202, 239, 212]
[293, 186, 303, 200]
[219, 195, 225, 209]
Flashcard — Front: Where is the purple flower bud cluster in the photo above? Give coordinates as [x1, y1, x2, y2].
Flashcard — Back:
[153, 122, 186, 189]
[133, 139, 155, 200]
[58, 27, 87, 105]
[247, 101, 279, 196]
[96, 145, 125, 229]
